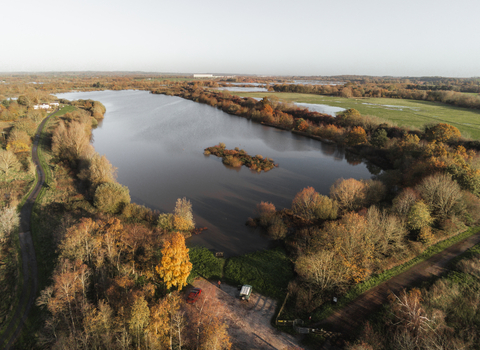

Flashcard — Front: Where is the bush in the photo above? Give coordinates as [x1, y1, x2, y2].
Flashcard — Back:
[157, 213, 174, 231]
[459, 191, 480, 225]
[370, 128, 389, 148]
[93, 182, 131, 214]
[122, 203, 157, 224]
[256, 201, 276, 227]
[267, 216, 288, 240]
[364, 180, 386, 206]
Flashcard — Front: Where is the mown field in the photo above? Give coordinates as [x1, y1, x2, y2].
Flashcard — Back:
[233, 92, 480, 140]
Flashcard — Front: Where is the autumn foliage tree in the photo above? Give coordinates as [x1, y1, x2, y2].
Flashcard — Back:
[330, 178, 367, 212]
[425, 123, 462, 143]
[156, 232, 192, 290]
[173, 197, 195, 232]
[79, 150, 117, 192]
[52, 120, 90, 164]
[292, 187, 337, 221]
[347, 126, 368, 146]
[407, 200, 434, 232]
[94, 182, 131, 214]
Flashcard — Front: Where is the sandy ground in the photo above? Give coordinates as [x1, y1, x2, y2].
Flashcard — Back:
[191, 278, 304, 350]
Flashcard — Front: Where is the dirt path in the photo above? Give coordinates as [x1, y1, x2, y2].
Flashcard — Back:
[0, 111, 55, 350]
[316, 231, 480, 336]
[192, 278, 303, 350]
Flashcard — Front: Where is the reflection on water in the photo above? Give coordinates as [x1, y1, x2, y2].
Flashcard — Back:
[56, 90, 373, 256]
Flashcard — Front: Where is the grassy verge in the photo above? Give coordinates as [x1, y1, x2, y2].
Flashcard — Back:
[49, 105, 75, 118]
[223, 247, 294, 300]
[232, 92, 480, 140]
[312, 225, 480, 322]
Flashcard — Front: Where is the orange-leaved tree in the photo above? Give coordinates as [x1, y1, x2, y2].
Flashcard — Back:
[156, 232, 192, 290]
[425, 123, 461, 143]
[347, 126, 368, 146]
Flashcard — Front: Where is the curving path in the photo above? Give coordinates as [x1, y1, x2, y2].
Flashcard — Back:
[0, 111, 56, 349]
[316, 230, 480, 337]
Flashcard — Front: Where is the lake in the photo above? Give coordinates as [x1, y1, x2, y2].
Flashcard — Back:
[56, 90, 374, 256]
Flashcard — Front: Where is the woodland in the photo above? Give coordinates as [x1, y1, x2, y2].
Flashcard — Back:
[1, 73, 480, 349]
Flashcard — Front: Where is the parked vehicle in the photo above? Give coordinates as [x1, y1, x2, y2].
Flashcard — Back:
[239, 285, 252, 301]
[186, 288, 202, 304]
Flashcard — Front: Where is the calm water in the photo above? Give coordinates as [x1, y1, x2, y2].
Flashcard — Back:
[56, 90, 373, 256]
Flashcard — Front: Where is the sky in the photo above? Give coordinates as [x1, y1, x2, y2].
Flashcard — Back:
[1, 0, 479, 77]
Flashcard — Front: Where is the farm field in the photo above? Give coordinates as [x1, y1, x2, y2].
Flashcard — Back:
[233, 92, 480, 139]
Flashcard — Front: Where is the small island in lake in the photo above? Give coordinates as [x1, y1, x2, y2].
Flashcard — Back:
[204, 143, 277, 172]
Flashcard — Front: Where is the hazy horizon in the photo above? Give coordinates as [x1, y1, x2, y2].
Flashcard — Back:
[1, 0, 479, 77]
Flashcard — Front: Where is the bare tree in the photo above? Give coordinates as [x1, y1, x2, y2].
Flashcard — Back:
[366, 206, 407, 256]
[330, 178, 366, 212]
[0, 149, 20, 176]
[0, 205, 20, 243]
[295, 250, 348, 291]
[416, 173, 462, 221]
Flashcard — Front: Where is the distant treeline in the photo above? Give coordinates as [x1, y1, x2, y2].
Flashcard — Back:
[2, 73, 479, 111]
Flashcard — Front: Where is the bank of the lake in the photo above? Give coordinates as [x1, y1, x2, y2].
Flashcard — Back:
[234, 92, 480, 139]
[56, 90, 375, 256]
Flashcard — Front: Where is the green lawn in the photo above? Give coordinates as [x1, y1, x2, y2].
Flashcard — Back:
[233, 92, 480, 140]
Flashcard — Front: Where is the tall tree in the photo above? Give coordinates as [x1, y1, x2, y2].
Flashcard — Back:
[173, 197, 195, 231]
[156, 232, 192, 290]
[0, 205, 19, 243]
[129, 296, 150, 348]
[0, 149, 20, 176]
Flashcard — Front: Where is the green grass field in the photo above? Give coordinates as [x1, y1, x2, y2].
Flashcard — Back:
[233, 92, 480, 140]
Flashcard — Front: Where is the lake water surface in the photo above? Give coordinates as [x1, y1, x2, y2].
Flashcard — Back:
[56, 90, 374, 256]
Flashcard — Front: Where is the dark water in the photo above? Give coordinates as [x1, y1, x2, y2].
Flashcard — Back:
[56, 90, 374, 256]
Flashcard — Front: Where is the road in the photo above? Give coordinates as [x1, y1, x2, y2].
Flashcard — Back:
[0, 111, 55, 349]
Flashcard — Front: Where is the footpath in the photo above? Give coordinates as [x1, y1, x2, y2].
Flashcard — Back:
[0, 111, 55, 349]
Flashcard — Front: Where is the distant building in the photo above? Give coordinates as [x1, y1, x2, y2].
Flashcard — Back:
[33, 103, 50, 110]
[193, 74, 214, 78]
